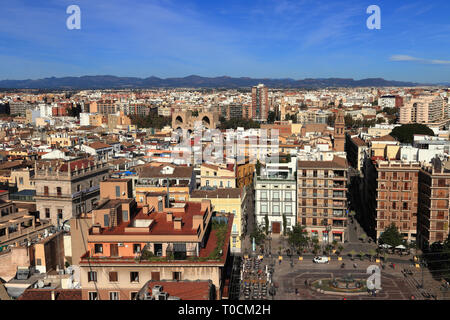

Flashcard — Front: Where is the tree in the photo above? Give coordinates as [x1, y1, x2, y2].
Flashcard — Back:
[349, 249, 356, 260]
[264, 214, 270, 235]
[267, 111, 276, 124]
[250, 223, 266, 246]
[390, 124, 434, 144]
[130, 114, 171, 129]
[282, 214, 287, 236]
[255, 160, 261, 176]
[378, 223, 403, 247]
[191, 110, 199, 117]
[287, 225, 309, 254]
[219, 118, 260, 130]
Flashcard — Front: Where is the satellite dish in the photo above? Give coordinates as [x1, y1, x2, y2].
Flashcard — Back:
[37, 280, 45, 288]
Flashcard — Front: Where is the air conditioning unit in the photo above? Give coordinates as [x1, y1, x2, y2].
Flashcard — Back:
[152, 285, 163, 298]
[158, 292, 169, 300]
[118, 243, 124, 247]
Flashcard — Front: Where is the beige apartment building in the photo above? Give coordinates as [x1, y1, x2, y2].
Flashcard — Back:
[33, 159, 110, 227]
[297, 157, 348, 243]
[78, 180, 233, 300]
[400, 95, 446, 125]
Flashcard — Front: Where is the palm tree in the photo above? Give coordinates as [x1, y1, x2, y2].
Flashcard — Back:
[359, 251, 365, 261]
[368, 249, 377, 262]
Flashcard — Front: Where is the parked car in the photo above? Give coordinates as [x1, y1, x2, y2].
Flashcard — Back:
[313, 256, 329, 264]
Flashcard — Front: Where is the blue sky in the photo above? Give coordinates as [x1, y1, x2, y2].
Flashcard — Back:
[0, 0, 449, 82]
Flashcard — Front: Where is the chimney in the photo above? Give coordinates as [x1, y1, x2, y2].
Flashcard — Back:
[174, 217, 182, 230]
[166, 212, 173, 223]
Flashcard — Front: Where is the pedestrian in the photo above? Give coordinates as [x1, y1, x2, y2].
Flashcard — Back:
[304, 279, 307, 288]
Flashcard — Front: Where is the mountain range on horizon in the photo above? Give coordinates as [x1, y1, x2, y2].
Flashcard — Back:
[0, 75, 444, 90]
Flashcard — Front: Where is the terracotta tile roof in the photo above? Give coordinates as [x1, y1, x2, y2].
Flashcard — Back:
[298, 156, 348, 169]
[18, 289, 82, 300]
[351, 137, 366, 147]
[88, 141, 112, 150]
[371, 134, 397, 142]
[145, 280, 212, 300]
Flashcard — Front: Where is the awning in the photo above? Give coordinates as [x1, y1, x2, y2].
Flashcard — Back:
[333, 231, 343, 234]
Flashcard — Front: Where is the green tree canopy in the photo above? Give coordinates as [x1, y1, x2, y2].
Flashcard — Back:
[390, 124, 434, 144]
[287, 225, 309, 252]
[378, 223, 403, 247]
[130, 114, 171, 129]
[218, 118, 260, 130]
[250, 223, 266, 246]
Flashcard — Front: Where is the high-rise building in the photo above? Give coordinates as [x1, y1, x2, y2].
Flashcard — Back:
[297, 157, 348, 243]
[418, 159, 450, 248]
[399, 95, 446, 125]
[362, 159, 420, 242]
[251, 84, 269, 122]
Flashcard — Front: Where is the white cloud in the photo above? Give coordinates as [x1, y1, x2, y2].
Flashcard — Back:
[390, 55, 450, 65]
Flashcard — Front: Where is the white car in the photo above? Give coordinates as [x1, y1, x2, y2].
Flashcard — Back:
[313, 256, 329, 264]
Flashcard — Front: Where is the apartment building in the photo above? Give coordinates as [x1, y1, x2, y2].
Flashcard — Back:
[78, 180, 233, 300]
[297, 157, 348, 243]
[251, 84, 269, 122]
[33, 159, 110, 227]
[0, 200, 52, 247]
[190, 187, 250, 254]
[400, 95, 446, 125]
[362, 158, 420, 242]
[135, 164, 196, 202]
[418, 159, 450, 248]
[255, 157, 297, 234]
[200, 163, 236, 188]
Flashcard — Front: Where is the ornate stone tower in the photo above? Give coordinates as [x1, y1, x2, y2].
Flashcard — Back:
[333, 110, 345, 152]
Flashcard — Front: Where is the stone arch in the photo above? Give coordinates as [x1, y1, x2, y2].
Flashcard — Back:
[202, 116, 211, 128]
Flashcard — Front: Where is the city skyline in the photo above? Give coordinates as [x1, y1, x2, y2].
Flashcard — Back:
[1, 0, 449, 83]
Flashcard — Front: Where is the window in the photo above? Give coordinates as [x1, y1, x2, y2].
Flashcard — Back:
[261, 204, 268, 213]
[88, 271, 97, 282]
[109, 272, 118, 282]
[88, 292, 98, 300]
[285, 204, 292, 214]
[133, 244, 141, 254]
[19, 177, 23, 185]
[130, 272, 139, 282]
[115, 186, 121, 197]
[273, 191, 279, 200]
[104, 214, 110, 227]
[227, 181, 231, 188]
[130, 292, 138, 300]
[219, 181, 223, 188]
[261, 191, 267, 200]
[57, 209, 63, 221]
[172, 272, 181, 280]
[285, 192, 292, 201]
[77, 185, 81, 192]
[45, 208, 50, 219]
[109, 292, 119, 300]
[273, 205, 280, 215]
[36, 258, 42, 266]
[44, 186, 49, 195]
[94, 244, 103, 254]
[56, 187, 62, 196]
[122, 210, 129, 222]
